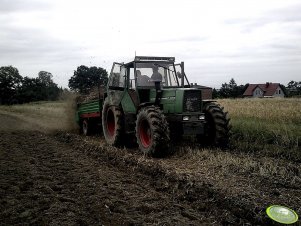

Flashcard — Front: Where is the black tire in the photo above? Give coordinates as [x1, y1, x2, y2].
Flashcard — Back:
[136, 106, 170, 157]
[102, 98, 124, 146]
[82, 119, 90, 136]
[199, 102, 230, 148]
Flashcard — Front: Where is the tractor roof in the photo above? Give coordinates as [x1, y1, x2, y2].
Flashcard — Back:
[124, 56, 176, 67]
[134, 56, 175, 62]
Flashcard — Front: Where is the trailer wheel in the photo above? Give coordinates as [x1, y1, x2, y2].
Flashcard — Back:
[82, 119, 90, 136]
[136, 106, 170, 157]
[198, 102, 230, 148]
[102, 98, 124, 146]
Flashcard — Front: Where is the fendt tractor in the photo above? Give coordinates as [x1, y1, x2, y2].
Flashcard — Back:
[76, 56, 230, 156]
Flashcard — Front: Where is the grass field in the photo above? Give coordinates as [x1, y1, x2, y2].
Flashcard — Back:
[219, 98, 301, 145]
[1, 98, 300, 146]
[0, 98, 300, 158]
[0, 100, 78, 132]
[218, 98, 301, 161]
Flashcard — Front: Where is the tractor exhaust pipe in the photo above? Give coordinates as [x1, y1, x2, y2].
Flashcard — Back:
[154, 81, 162, 105]
[181, 62, 185, 87]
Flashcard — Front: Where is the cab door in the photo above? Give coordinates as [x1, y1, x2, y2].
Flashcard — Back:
[107, 62, 126, 105]
[121, 67, 138, 113]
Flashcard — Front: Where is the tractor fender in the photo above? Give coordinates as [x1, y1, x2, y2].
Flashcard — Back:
[202, 100, 215, 108]
[137, 102, 162, 113]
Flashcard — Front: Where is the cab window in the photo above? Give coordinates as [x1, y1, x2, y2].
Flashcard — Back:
[108, 63, 125, 88]
[129, 68, 135, 89]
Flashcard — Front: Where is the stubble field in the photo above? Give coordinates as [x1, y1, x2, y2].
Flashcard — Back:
[0, 98, 300, 225]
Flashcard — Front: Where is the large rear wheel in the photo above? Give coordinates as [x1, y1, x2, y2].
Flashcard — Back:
[102, 98, 124, 146]
[136, 106, 170, 157]
[199, 102, 230, 148]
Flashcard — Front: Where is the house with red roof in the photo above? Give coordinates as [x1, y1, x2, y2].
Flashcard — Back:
[243, 83, 285, 98]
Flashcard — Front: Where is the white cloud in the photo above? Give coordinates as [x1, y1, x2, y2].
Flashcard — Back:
[0, 0, 301, 88]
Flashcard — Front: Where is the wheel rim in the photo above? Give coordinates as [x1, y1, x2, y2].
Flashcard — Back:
[107, 109, 115, 137]
[139, 119, 151, 148]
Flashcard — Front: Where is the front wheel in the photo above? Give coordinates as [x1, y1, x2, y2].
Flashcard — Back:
[136, 106, 170, 157]
[198, 102, 230, 148]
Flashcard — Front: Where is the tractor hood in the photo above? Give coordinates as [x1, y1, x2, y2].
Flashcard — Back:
[149, 88, 202, 114]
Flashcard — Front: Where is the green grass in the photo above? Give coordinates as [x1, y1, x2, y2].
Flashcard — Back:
[1, 101, 67, 115]
[0, 100, 78, 132]
[218, 98, 301, 146]
[217, 98, 301, 161]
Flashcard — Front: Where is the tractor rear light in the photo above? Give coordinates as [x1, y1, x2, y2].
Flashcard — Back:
[183, 116, 190, 121]
[199, 115, 205, 120]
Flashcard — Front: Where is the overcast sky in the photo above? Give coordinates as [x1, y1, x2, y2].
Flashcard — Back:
[1, 0, 301, 88]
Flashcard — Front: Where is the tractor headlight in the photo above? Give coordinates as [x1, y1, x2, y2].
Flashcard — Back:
[183, 116, 190, 121]
[199, 115, 205, 120]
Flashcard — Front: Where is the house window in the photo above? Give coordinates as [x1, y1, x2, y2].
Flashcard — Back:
[279, 90, 281, 94]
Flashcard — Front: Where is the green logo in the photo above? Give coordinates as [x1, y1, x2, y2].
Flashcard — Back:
[266, 205, 298, 224]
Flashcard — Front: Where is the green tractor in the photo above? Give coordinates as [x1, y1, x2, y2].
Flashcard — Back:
[100, 56, 230, 156]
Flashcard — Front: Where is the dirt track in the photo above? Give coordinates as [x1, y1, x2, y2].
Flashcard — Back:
[1, 131, 217, 225]
[0, 113, 225, 225]
[0, 112, 300, 225]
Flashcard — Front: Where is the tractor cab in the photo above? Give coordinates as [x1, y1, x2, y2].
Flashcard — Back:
[107, 56, 191, 111]
[108, 56, 189, 89]
[131, 56, 190, 89]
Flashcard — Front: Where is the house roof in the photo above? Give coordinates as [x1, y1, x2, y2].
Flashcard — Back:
[243, 83, 281, 96]
[192, 84, 212, 89]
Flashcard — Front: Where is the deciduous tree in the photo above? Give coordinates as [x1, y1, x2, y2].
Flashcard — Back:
[68, 65, 108, 94]
[216, 78, 248, 98]
[286, 80, 301, 96]
[0, 66, 22, 104]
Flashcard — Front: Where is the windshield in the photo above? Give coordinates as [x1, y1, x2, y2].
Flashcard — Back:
[136, 62, 180, 87]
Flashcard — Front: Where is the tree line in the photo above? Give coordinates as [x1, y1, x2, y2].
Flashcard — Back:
[0, 66, 62, 105]
[0, 65, 108, 105]
[1, 64, 300, 105]
[212, 78, 301, 98]
[286, 81, 301, 97]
